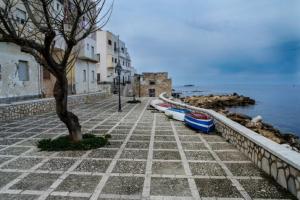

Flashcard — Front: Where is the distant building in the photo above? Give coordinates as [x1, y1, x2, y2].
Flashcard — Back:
[96, 30, 135, 94]
[134, 72, 172, 97]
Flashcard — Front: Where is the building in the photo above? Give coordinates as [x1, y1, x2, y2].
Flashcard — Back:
[134, 72, 172, 97]
[0, 43, 42, 103]
[42, 0, 100, 97]
[0, 0, 101, 101]
[69, 32, 99, 95]
[96, 30, 135, 94]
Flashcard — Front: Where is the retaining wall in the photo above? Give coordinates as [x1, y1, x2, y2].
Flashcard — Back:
[159, 93, 300, 199]
[0, 92, 109, 121]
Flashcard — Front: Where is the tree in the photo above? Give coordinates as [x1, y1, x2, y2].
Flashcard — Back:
[0, 0, 113, 141]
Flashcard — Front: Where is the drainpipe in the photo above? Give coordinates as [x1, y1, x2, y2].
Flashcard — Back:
[87, 61, 90, 94]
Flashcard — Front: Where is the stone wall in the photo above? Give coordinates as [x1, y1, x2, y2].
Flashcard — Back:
[215, 119, 300, 199]
[134, 72, 172, 97]
[0, 92, 109, 121]
[159, 93, 300, 199]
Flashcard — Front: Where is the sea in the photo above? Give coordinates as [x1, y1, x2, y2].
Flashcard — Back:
[174, 84, 300, 137]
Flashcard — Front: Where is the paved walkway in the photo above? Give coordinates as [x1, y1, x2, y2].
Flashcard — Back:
[0, 97, 295, 200]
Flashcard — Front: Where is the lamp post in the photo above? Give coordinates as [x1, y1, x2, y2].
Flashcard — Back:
[115, 62, 122, 112]
[116, 35, 122, 112]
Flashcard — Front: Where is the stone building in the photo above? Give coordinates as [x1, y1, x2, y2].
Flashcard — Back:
[134, 72, 172, 97]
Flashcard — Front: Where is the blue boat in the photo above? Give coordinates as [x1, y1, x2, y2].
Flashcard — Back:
[184, 113, 214, 133]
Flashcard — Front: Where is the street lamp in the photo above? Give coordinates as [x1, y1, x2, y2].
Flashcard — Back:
[115, 60, 122, 112]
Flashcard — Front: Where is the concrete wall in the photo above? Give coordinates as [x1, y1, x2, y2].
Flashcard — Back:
[160, 93, 300, 199]
[0, 43, 42, 103]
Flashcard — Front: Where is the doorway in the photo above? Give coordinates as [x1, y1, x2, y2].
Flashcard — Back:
[149, 89, 156, 97]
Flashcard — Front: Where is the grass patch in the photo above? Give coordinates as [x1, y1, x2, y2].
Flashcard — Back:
[37, 134, 111, 151]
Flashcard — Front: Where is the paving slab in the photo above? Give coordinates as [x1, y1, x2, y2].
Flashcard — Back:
[0, 97, 295, 200]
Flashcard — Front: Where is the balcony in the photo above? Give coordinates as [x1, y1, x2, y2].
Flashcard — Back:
[77, 38, 99, 63]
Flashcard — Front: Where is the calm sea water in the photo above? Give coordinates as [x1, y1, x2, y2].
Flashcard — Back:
[174, 84, 300, 137]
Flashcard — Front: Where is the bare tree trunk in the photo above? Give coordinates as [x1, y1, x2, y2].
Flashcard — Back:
[53, 74, 82, 142]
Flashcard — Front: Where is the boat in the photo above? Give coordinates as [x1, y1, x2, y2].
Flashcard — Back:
[155, 103, 173, 112]
[150, 99, 173, 112]
[184, 84, 194, 87]
[184, 112, 214, 133]
[165, 108, 191, 121]
[150, 99, 163, 108]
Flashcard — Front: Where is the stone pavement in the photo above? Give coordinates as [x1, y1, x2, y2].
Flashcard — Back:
[0, 97, 295, 200]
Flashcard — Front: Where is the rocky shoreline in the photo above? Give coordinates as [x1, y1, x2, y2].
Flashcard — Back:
[182, 94, 300, 152]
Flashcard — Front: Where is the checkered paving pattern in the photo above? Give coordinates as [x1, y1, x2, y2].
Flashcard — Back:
[0, 97, 295, 200]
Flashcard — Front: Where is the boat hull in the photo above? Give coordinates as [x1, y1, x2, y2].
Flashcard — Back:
[165, 108, 190, 121]
[150, 99, 163, 109]
[156, 105, 171, 112]
[184, 114, 214, 133]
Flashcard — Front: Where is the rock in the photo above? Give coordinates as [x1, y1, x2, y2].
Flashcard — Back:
[258, 129, 285, 144]
[182, 93, 300, 152]
[252, 115, 263, 123]
[227, 113, 252, 120]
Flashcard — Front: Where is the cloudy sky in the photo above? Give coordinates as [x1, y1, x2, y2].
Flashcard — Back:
[105, 0, 300, 85]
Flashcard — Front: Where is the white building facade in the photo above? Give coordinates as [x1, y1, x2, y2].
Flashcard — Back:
[0, 43, 42, 103]
[96, 30, 135, 93]
[0, 0, 100, 102]
[73, 32, 99, 94]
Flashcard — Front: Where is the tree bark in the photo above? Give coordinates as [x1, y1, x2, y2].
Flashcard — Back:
[53, 73, 82, 142]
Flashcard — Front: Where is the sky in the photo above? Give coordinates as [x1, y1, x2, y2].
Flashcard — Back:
[105, 0, 300, 85]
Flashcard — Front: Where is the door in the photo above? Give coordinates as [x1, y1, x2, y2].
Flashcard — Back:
[149, 89, 156, 97]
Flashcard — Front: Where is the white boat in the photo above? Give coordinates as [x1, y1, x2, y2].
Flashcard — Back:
[150, 99, 163, 109]
[150, 99, 172, 112]
[165, 108, 191, 121]
[156, 103, 172, 112]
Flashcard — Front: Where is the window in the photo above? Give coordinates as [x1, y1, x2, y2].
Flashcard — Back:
[83, 70, 86, 82]
[16, 8, 26, 24]
[121, 47, 124, 53]
[112, 57, 114, 62]
[115, 58, 117, 63]
[87, 43, 89, 50]
[108, 39, 112, 45]
[18, 60, 29, 81]
[56, 3, 60, 10]
[97, 73, 101, 84]
[149, 80, 156, 85]
[114, 42, 117, 52]
[123, 61, 125, 66]
[43, 68, 51, 79]
[91, 70, 95, 82]
[0, 64, 2, 81]
[91, 46, 94, 57]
